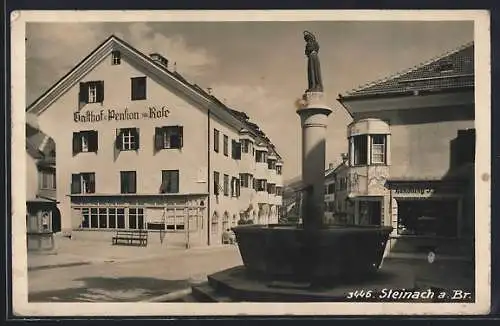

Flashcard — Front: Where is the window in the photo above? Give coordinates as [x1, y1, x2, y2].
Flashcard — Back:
[72, 130, 98, 154]
[116, 128, 139, 151]
[276, 187, 283, 196]
[256, 150, 267, 163]
[120, 171, 136, 194]
[223, 135, 229, 156]
[223, 174, 229, 196]
[40, 169, 56, 189]
[232, 140, 242, 160]
[79, 81, 104, 104]
[241, 139, 253, 154]
[276, 165, 282, 175]
[231, 177, 241, 197]
[71, 172, 95, 194]
[129, 208, 145, 229]
[214, 129, 220, 153]
[353, 135, 368, 166]
[256, 179, 267, 192]
[240, 173, 253, 188]
[111, 51, 121, 65]
[456, 129, 475, 165]
[213, 171, 220, 195]
[131, 77, 147, 101]
[327, 183, 335, 194]
[267, 183, 276, 195]
[155, 126, 183, 150]
[161, 170, 179, 193]
[268, 159, 276, 170]
[371, 135, 386, 164]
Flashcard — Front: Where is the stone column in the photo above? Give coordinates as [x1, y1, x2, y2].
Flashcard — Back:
[296, 91, 332, 231]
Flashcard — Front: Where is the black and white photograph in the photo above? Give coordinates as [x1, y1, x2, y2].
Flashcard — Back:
[11, 10, 491, 316]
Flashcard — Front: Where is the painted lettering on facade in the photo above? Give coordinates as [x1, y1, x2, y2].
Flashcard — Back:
[394, 187, 434, 195]
[73, 106, 171, 123]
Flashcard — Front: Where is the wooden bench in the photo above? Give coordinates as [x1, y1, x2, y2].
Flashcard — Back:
[112, 229, 148, 247]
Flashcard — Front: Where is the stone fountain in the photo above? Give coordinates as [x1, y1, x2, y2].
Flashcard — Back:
[190, 32, 401, 302]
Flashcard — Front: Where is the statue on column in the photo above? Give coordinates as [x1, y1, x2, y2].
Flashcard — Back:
[303, 31, 323, 93]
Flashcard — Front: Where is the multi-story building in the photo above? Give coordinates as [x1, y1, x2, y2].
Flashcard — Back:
[26, 118, 60, 249]
[26, 35, 283, 246]
[337, 42, 475, 257]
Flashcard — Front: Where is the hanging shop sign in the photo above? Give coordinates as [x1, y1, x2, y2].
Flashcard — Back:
[74, 106, 171, 123]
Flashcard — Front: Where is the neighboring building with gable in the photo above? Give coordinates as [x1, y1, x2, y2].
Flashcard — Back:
[26, 35, 283, 246]
[337, 42, 475, 257]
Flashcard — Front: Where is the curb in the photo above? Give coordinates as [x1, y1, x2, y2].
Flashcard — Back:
[142, 288, 192, 302]
[28, 261, 91, 271]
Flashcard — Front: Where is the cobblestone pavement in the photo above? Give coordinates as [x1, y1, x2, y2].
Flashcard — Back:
[28, 244, 242, 302]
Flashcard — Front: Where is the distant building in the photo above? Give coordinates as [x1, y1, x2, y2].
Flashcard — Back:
[26, 119, 60, 250]
[337, 42, 475, 256]
[26, 35, 283, 246]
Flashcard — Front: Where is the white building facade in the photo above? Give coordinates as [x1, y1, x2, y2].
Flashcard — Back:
[26, 36, 283, 246]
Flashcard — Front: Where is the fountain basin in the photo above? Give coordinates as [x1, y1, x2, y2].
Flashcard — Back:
[232, 224, 393, 285]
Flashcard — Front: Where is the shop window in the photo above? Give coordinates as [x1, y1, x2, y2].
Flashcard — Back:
[256, 150, 267, 163]
[371, 135, 386, 164]
[131, 77, 147, 101]
[79, 81, 104, 104]
[78, 207, 128, 230]
[214, 129, 220, 153]
[72, 130, 98, 154]
[456, 129, 475, 166]
[116, 128, 140, 151]
[358, 200, 382, 225]
[276, 165, 282, 175]
[165, 208, 185, 230]
[223, 135, 229, 156]
[129, 208, 145, 229]
[223, 174, 229, 196]
[353, 135, 368, 166]
[71, 172, 95, 194]
[108, 208, 117, 228]
[268, 159, 276, 170]
[213, 171, 220, 195]
[256, 179, 267, 192]
[155, 126, 183, 150]
[120, 171, 136, 194]
[111, 51, 121, 65]
[231, 140, 242, 160]
[397, 200, 458, 237]
[239, 173, 252, 188]
[117, 208, 125, 228]
[161, 170, 179, 193]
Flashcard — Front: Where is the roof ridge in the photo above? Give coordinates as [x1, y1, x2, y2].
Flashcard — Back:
[345, 41, 474, 96]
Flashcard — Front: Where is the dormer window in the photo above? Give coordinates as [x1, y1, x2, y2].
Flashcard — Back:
[112, 51, 121, 65]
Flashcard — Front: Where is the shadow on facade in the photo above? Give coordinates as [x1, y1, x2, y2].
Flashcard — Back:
[28, 276, 190, 302]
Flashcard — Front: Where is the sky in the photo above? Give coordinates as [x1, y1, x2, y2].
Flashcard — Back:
[25, 20, 473, 181]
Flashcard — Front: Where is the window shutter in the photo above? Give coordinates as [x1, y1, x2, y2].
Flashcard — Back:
[72, 132, 81, 155]
[71, 174, 81, 194]
[172, 171, 179, 193]
[236, 142, 242, 160]
[96, 81, 104, 103]
[115, 129, 123, 150]
[155, 127, 163, 151]
[88, 173, 96, 193]
[178, 126, 184, 148]
[129, 172, 136, 193]
[89, 131, 98, 152]
[133, 128, 140, 150]
[79, 83, 88, 103]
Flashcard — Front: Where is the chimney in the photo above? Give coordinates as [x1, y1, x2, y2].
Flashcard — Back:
[149, 53, 169, 69]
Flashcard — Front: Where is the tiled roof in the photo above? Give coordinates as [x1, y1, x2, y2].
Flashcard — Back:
[341, 42, 474, 99]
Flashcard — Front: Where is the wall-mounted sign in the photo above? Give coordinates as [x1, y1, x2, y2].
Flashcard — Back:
[392, 182, 463, 197]
[395, 187, 434, 195]
[74, 106, 171, 123]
